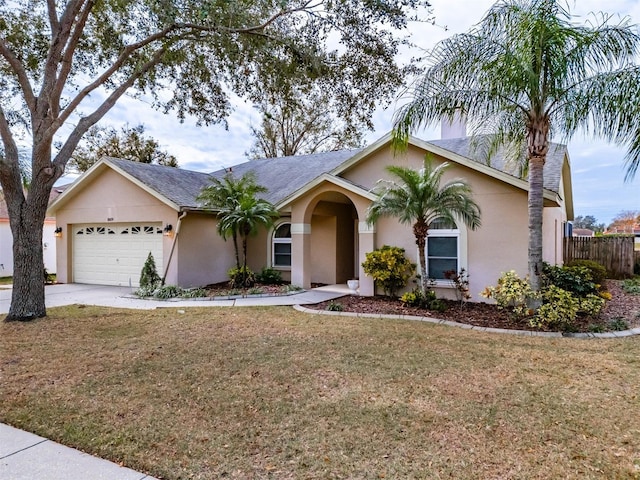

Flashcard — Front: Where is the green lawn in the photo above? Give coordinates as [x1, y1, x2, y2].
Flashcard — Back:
[0, 276, 12, 285]
[2, 306, 640, 479]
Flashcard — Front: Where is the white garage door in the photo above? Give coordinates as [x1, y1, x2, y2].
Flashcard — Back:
[73, 224, 164, 287]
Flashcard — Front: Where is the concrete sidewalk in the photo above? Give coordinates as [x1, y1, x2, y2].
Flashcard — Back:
[0, 282, 350, 479]
[0, 424, 158, 480]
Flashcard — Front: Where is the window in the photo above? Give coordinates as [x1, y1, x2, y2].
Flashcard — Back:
[272, 223, 292, 267]
[426, 218, 459, 281]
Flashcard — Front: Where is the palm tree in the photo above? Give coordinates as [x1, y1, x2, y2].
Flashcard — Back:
[218, 195, 279, 286]
[197, 172, 267, 270]
[393, 0, 640, 295]
[366, 159, 481, 296]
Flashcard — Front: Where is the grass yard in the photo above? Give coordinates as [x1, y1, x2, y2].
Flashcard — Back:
[2, 306, 640, 479]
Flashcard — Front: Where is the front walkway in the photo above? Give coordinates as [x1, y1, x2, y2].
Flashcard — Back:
[0, 283, 350, 314]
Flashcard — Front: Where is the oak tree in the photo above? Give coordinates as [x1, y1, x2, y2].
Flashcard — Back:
[70, 124, 178, 172]
[0, 0, 430, 320]
[247, 86, 365, 159]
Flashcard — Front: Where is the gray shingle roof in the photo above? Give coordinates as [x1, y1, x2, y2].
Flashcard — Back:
[208, 149, 362, 205]
[429, 137, 567, 194]
[107, 158, 212, 208]
[103, 136, 567, 211]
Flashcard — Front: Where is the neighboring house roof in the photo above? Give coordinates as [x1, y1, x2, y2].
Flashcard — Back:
[606, 226, 640, 235]
[48, 134, 573, 216]
[1, 184, 69, 221]
[572, 228, 595, 237]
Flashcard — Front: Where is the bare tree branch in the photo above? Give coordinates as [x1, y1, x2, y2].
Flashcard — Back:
[0, 105, 25, 202]
[50, 0, 96, 118]
[52, 47, 168, 173]
[0, 40, 37, 113]
[47, 0, 60, 33]
[43, 25, 178, 140]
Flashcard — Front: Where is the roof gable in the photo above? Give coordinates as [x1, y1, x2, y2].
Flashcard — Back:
[332, 133, 568, 199]
[49, 158, 212, 214]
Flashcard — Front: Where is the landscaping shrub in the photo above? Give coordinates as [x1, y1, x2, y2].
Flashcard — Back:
[567, 259, 607, 286]
[481, 270, 537, 318]
[609, 317, 630, 331]
[325, 301, 344, 312]
[399, 288, 446, 312]
[531, 285, 579, 331]
[400, 288, 436, 308]
[134, 284, 156, 297]
[281, 284, 303, 293]
[256, 267, 283, 285]
[623, 277, 640, 295]
[228, 266, 255, 288]
[587, 323, 606, 333]
[428, 298, 448, 313]
[444, 268, 471, 306]
[181, 287, 207, 298]
[362, 245, 415, 298]
[153, 285, 184, 299]
[140, 252, 161, 289]
[578, 294, 606, 317]
[542, 262, 598, 296]
[43, 268, 53, 284]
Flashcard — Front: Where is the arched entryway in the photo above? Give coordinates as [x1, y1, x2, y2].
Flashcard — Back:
[289, 181, 376, 296]
[308, 192, 358, 285]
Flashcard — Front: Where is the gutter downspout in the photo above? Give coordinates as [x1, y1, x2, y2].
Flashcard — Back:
[162, 210, 187, 285]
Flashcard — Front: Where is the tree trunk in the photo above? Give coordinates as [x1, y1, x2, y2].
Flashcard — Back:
[413, 221, 429, 295]
[232, 231, 240, 270]
[242, 236, 248, 286]
[526, 117, 549, 304]
[4, 186, 50, 321]
[528, 155, 545, 294]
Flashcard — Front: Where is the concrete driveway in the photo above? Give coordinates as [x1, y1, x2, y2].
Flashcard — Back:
[0, 283, 346, 315]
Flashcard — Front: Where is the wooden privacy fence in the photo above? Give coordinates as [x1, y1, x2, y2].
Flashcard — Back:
[564, 236, 635, 279]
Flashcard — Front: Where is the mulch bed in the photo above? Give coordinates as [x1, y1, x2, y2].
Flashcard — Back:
[204, 281, 290, 296]
[308, 280, 640, 333]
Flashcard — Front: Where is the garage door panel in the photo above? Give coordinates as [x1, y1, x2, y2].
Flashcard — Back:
[73, 223, 164, 287]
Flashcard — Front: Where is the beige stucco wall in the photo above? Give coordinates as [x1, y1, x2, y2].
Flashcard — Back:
[543, 207, 567, 266]
[175, 213, 237, 287]
[250, 218, 292, 283]
[339, 144, 566, 301]
[53, 167, 178, 284]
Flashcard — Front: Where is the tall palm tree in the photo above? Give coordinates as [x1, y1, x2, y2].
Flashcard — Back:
[367, 159, 481, 296]
[393, 0, 640, 295]
[197, 172, 267, 270]
[218, 195, 279, 286]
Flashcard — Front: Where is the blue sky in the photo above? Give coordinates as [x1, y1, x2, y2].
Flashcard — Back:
[63, 0, 639, 226]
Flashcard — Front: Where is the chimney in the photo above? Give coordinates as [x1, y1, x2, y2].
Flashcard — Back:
[441, 111, 467, 139]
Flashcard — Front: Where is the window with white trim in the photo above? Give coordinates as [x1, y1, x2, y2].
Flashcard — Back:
[426, 218, 459, 281]
[272, 223, 292, 267]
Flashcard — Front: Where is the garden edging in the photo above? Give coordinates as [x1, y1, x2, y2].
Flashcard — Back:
[293, 305, 640, 339]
